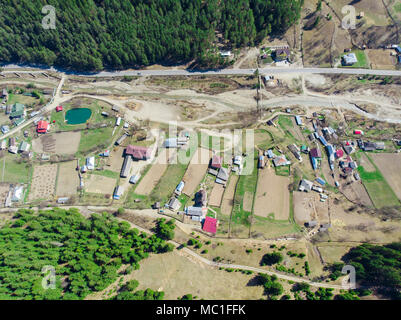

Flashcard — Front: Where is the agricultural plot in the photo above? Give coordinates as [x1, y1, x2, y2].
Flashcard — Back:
[366, 49, 396, 70]
[135, 149, 176, 196]
[32, 131, 81, 155]
[28, 164, 58, 201]
[357, 154, 400, 208]
[56, 161, 79, 197]
[85, 174, 116, 195]
[209, 183, 225, 207]
[221, 175, 239, 215]
[181, 148, 211, 196]
[341, 180, 373, 207]
[254, 168, 290, 220]
[370, 153, 401, 202]
[78, 126, 115, 155]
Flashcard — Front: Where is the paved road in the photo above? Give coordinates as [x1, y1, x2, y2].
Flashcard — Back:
[2, 64, 401, 77]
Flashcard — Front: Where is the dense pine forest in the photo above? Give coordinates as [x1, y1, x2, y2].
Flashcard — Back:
[0, 0, 303, 71]
[0, 208, 175, 300]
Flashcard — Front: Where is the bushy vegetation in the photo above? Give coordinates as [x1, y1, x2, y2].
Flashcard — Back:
[0, 0, 303, 71]
[0, 208, 172, 300]
[256, 274, 283, 298]
[260, 252, 283, 266]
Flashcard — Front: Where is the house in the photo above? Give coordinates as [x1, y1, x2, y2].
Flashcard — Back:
[195, 189, 207, 207]
[202, 216, 218, 234]
[274, 48, 290, 62]
[175, 181, 185, 195]
[342, 53, 358, 66]
[99, 150, 110, 157]
[216, 167, 229, 182]
[168, 197, 181, 211]
[81, 165, 87, 173]
[288, 144, 302, 161]
[267, 149, 274, 159]
[115, 134, 128, 146]
[343, 145, 355, 155]
[0, 140, 6, 150]
[362, 141, 376, 152]
[18, 141, 30, 153]
[9, 103, 25, 119]
[310, 148, 322, 158]
[312, 185, 323, 193]
[13, 118, 25, 127]
[305, 221, 318, 228]
[36, 120, 49, 133]
[375, 142, 385, 150]
[299, 179, 313, 192]
[272, 155, 291, 167]
[395, 46, 401, 54]
[11, 186, 24, 202]
[120, 156, 133, 178]
[258, 155, 265, 169]
[86, 157, 95, 170]
[311, 156, 319, 170]
[354, 130, 364, 135]
[319, 136, 328, 147]
[112, 105, 120, 112]
[335, 149, 344, 159]
[115, 117, 121, 127]
[208, 168, 219, 176]
[101, 111, 109, 117]
[295, 116, 303, 126]
[9, 137, 15, 147]
[233, 155, 242, 166]
[164, 138, 178, 148]
[113, 186, 124, 200]
[1, 89, 8, 100]
[56, 106, 63, 112]
[210, 154, 222, 169]
[1, 125, 10, 134]
[125, 145, 151, 161]
[186, 206, 207, 217]
[129, 173, 141, 184]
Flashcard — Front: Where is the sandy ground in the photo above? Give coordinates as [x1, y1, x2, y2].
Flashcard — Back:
[56, 161, 79, 197]
[28, 164, 58, 201]
[32, 131, 81, 154]
[254, 168, 290, 220]
[135, 149, 176, 196]
[209, 183, 225, 207]
[85, 174, 116, 194]
[293, 191, 329, 226]
[221, 175, 239, 215]
[371, 153, 401, 200]
[107, 147, 125, 172]
[181, 148, 211, 196]
[86, 251, 264, 300]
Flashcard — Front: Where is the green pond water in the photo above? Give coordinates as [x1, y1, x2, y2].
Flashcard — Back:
[65, 108, 92, 125]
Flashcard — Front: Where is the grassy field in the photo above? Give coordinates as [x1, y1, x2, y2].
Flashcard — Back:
[231, 153, 258, 236]
[77, 127, 115, 156]
[0, 155, 32, 184]
[357, 154, 400, 208]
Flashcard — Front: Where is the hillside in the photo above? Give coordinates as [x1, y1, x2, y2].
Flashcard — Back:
[0, 0, 303, 71]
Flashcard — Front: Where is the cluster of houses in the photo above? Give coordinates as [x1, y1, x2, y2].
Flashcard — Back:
[299, 178, 328, 202]
[0, 136, 31, 156]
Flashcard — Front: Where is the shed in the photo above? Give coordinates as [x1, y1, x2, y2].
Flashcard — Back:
[56, 106, 63, 112]
[316, 178, 326, 186]
[125, 145, 151, 160]
[216, 167, 229, 181]
[113, 186, 124, 200]
[86, 157, 95, 170]
[175, 181, 185, 195]
[295, 116, 303, 126]
[202, 216, 218, 234]
[120, 156, 132, 178]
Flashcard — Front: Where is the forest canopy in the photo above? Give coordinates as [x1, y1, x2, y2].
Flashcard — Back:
[0, 208, 172, 300]
[0, 0, 303, 71]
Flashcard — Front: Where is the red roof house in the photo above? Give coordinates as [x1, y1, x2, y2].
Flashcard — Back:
[310, 148, 322, 158]
[37, 120, 49, 133]
[354, 130, 364, 135]
[125, 145, 151, 160]
[210, 155, 222, 169]
[56, 106, 63, 112]
[202, 216, 218, 234]
[335, 149, 344, 159]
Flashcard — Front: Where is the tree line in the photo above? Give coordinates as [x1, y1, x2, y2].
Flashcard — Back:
[0, 0, 303, 71]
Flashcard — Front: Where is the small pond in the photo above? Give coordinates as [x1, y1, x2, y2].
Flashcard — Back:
[65, 108, 92, 125]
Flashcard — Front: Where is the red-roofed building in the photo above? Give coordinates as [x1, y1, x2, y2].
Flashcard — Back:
[354, 130, 364, 135]
[335, 149, 344, 159]
[37, 120, 49, 133]
[210, 154, 222, 169]
[125, 145, 151, 160]
[202, 216, 218, 234]
[56, 106, 63, 112]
